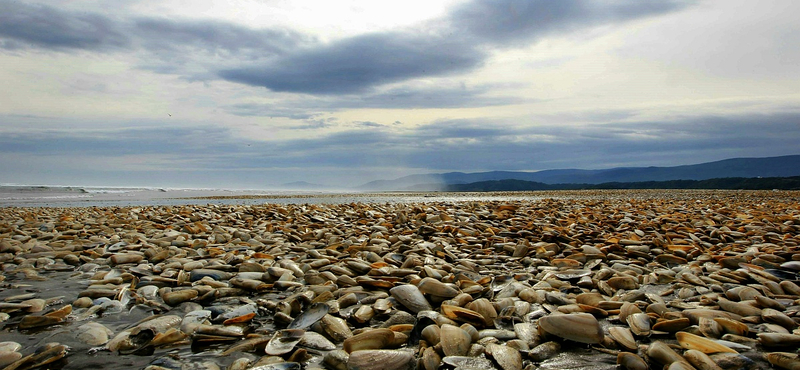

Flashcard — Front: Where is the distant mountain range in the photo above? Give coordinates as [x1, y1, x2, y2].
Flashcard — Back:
[357, 155, 800, 191]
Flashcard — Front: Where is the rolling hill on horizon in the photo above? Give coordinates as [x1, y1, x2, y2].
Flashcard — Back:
[357, 154, 800, 191]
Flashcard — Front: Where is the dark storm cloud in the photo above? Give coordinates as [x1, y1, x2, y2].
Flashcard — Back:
[0, 1, 129, 50]
[0, 0, 305, 59]
[218, 32, 483, 94]
[133, 18, 309, 57]
[0, 0, 692, 97]
[217, 0, 692, 94]
[450, 0, 689, 46]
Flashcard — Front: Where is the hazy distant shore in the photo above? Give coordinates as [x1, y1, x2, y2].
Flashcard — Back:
[2, 185, 799, 208]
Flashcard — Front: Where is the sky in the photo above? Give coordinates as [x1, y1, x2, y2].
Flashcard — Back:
[1, 0, 799, 189]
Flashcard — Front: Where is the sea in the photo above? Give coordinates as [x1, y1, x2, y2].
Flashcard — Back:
[0, 184, 543, 208]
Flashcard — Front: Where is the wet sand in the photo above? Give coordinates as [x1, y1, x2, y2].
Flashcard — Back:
[1, 190, 799, 370]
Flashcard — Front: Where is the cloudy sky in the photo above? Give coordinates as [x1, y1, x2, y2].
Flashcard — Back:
[1, 0, 798, 189]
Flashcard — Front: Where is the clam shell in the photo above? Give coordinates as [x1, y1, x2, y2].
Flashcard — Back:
[343, 329, 395, 353]
[538, 313, 603, 344]
[627, 313, 651, 337]
[346, 350, 415, 370]
[713, 317, 749, 336]
[440, 324, 472, 357]
[757, 333, 800, 348]
[653, 318, 691, 333]
[421, 347, 441, 370]
[646, 341, 690, 367]
[320, 314, 353, 343]
[617, 352, 648, 370]
[529, 341, 561, 362]
[76, 322, 114, 346]
[682, 349, 724, 370]
[486, 343, 522, 370]
[265, 329, 306, 356]
[608, 327, 637, 352]
[288, 303, 330, 330]
[440, 305, 487, 327]
[389, 285, 432, 314]
[676, 332, 737, 354]
[417, 277, 459, 298]
[765, 352, 800, 370]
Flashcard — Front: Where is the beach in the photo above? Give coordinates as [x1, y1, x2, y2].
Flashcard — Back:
[1, 190, 799, 370]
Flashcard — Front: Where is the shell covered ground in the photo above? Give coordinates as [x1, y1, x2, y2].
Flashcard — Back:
[0, 190, 799, 370]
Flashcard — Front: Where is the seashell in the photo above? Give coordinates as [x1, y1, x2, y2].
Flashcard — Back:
[5, 342, 69, 370]
[465, 298, 497, 326]
[194, 324, 245, 338]
[762, 308, 797, 330]
[608, 275, 639, 290]
[18, 315, 63, 329]
[323, 349, 350, 370]
[77, 322, 114, 346]
[682, 349, 723, 370]
[779, 280, 800, 295]
[264, 329, 305, 356]
[757, 333, 800, 348]
[45, 304, 72, 319]
[161, 289, 198, 306]
[513, 323, 538, 346]
[230, 277, 270, 292]
[421, 347, 441, 370]
[708, 353, 757, 370]
[460, 323, 480, 343]
[150, 327, 188, 347]
[667, 361, 697, 370]
[189, 269, 232, 282]
[626, 313, 651, 337]
[389, 285, 432, 314]
[646, 341, 690, 368]
[420, 324, 440, 345]
[698, 317, 723, 339]
[220, 335, 272, 355]
[575, 292, 604, 307]
[713, 317, 749, 336]
[682, 309, 742, 325]
[538, 313, 604, 344]
[346, 349, 415, 370]
[653, 318, 691, 333]
[676, 332, 737, 354]
[288, 302, 329, 330]
[320, 314, 353, 343]
[486, 343, 522, 370]
[619, 302, 642, 323]
[608, 327, 637, 352]
[528, 341, 561, 362]
[716, 298, 762, 317]
[0, 351, 22, 369]
[372, 299, 393, 315]
[440, 305, 487, 327]
[617, 352, 648, 370]
[417, 277, 459, 298]
[440, 324, 472, 357]
[343, 328, 395, 353]
[765, 352, 800, 370]
[476, 329, 516, 340]
[297, 331, 336, 351]
[110, 253, 143, 265]
[442, 356, 495, 369]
